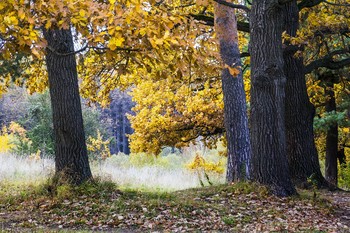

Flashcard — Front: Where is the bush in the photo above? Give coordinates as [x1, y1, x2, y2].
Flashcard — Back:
[0, 126, 15, 153]
[339, 162, 350, 190]
[1, 88, 112, 157]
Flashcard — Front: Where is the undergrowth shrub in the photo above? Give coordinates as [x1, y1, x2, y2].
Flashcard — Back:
[186, 152, 226, 186]
[41, 175, 117, 199]
[87, 129, 112, 161]
[0, 128, 14, 153]
[339, 163, 350, 190]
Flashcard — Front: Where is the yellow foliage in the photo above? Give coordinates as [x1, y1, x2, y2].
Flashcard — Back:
[186, 153, 225, 174]
[128, 76, 225, 154]
[8, 122, 27, 138]
[0, 0, 347, 161]
[0, 129, 15, 153]
[87, 130, 111, 160]
[0, 74, 11, 97]
[29, 150, 41, 161]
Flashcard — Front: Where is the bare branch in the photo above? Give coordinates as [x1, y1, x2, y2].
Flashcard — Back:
[240, 52, 250, 58]
[46, 44, 141, 56]
[298, 0, 324, 9]
[324, 0, 350, 7]
[278, 0, 294, 4]
[189, 14, 250, 32]
[46, 44, 89, 56]
[213, 0, 250, 13]
[304, 48, 350, 74]
[89, 46, 141, 52]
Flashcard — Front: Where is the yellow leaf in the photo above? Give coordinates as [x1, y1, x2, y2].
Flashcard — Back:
[139, 28, 147, 36]
[225, 64, 240, 77]
[4, 16, 18, 26]
[45, 20, 52, 29]
[163, 30, 170, 39]
[0, 2, 5, 11]
[29, 31, 37, 41]
[79, 9, 86, 17]
[108, 37, 125, 50]
[155, 38, 163, 45]
[18, 9, 25, 20]
[32, 48, 41, 59]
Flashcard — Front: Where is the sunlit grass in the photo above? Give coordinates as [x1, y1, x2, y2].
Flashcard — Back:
[0, 150, 226, 193]
[0, 153, 54, 182]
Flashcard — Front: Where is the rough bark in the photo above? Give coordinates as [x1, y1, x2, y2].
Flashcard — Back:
[324, 80, 338, 186]
[283, 1, 326, 187]
[214, 2, 252, 182]
[250, 0, 296, 196]
[43, 28, 92, 185]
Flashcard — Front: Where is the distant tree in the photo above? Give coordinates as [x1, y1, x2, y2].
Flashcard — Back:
[322, 73, 339, 185]
[296, 1, 350, 187]
[0, 87, 28, 128]
[104, 90, 134, 155]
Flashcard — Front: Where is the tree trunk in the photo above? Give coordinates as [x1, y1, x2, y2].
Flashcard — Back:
[214, 2, 252, 182]
[337, 148, 346, 166]
[283, 1, 326, 187]
[324, 80, 338, 186]
[250, 0, 296, 196]
[43, 28, 92, 185]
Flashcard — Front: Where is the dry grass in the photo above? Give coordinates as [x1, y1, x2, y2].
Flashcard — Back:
[0, 151, 225, 192]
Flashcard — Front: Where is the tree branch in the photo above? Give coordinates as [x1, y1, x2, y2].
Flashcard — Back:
[278, 0, 294, 4]
[189, 14, 250, 32]
[240, 52, 250, 58]
[46, 44, 89, 56]
[324, 0, 350, 7]
[298, 0, 324, 9]
[213, 0, 250, 13]
[304, 49, 350, 74]
[46, 44, 140, 56]
[89, 46, 141, 52]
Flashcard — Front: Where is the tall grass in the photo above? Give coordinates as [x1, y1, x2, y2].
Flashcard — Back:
[0, 149, 226, 192]
[0, 153, 54, 183]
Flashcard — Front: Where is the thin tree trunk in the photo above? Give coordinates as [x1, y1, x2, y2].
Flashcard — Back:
[214, 2, 251, 182]
[43, 27, 92, 185]
[337, 148, 346, 166]
[250, 0, 296, 196]
[283, 1, 326, 187]
[324, 80, 338, 185]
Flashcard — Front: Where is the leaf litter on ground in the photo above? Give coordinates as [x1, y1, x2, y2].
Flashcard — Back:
[0, 181, 349, 232]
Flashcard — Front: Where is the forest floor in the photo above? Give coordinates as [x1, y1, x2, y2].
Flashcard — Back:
[0, 181, 349, 232]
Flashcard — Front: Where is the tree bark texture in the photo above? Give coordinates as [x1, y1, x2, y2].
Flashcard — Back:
[324, 80, 338, 186]
[283, 1, 326, 187]
[250, 0, 296, 196]
[43, 28, 92, 185]
[214, 2, 252, 182]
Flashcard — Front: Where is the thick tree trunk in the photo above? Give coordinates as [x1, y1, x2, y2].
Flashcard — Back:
[283, 1, 326, 187]
[250, 0, 296, 196]
[43, 28, 92, 185]
[324, 81, 338, 186]
[214, 2, 252, 182]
